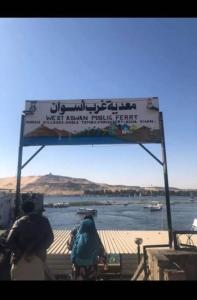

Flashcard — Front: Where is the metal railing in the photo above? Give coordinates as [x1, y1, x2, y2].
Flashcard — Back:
[173, 230, 197, 251]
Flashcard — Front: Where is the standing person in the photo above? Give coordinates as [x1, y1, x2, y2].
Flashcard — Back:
[66, 215, 93, 251]
[6, 200, 54, 280]
[71, 217, 107, 280]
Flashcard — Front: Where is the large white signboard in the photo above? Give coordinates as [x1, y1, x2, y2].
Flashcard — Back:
[23, 98, 161, 146]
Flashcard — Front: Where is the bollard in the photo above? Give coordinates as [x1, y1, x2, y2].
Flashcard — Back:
[135, 238, 143, 265]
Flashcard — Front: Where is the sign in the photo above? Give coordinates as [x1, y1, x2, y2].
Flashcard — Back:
[107, 254, 120, 264]
[23, 98, 161, 146]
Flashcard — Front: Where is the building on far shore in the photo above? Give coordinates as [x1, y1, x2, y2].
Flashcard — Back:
[0, 191, 44, 229]
[0, 190, 15, 229]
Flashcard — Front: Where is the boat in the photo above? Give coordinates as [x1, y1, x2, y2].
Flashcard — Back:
[45, 202, 70, 208]
[76, 208, 97, 216]
[143, 204, 151, 209]
[144, 201, 162, 211]
[150, 201, 163, 211]
[191, 218, 197, 231]
[53, 202, 70, 208]
[44, 203, 54, 208]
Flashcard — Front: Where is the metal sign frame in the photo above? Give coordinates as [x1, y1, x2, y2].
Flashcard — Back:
[15, 105, 173, 247]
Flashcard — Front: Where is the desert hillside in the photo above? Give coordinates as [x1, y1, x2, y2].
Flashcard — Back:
[0, 174, 192, 196]
[0, 174, 136, 196]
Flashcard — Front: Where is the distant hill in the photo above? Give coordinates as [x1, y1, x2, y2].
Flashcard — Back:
[0, 174, 139, 196]
[0, 174, 196, 196]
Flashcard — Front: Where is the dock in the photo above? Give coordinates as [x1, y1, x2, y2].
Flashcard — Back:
[47, 230, 169, 279]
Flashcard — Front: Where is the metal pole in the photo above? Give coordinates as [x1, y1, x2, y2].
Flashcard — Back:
[139, 143, 163, 166]
[159, 112, 173, 247]
[15, 114, 25, 220]
[137, 245, 140, 265]
[21, 145, 45, 169]
[135, 238, 143, 265]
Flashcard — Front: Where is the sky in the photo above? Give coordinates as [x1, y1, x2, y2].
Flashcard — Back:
[0, 18, 196, 189]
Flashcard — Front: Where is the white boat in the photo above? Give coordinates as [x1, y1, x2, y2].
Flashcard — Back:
[143, 204, 151, 209]
[191, 218, 197, 231]
[53, 202, 70, 208]
[77, 208, 97, 216]
[150, 201, 163, 211]
[144, 201, 162, 211]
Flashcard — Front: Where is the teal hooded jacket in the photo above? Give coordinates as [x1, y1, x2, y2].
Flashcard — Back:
[71, 219, 101, 266]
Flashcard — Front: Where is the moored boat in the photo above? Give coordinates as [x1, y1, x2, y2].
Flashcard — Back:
[192, 218, 197, 231]
[144, 201, 162, 211]
[150, 201, 163, 211]
[77, 208, 97, 216]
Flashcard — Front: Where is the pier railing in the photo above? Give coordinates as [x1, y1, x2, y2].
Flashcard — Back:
[173, 231, 197, 251]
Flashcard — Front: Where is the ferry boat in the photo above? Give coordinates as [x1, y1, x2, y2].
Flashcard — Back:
[143, 204, 151, 209]
[77, 208, 97, 216]
[191, 218, 197, 231]
[53, 202, 70, 208]
[144, 201, 162, 211]
[150, 201, 163, 211]
[44, 202, 70, 208]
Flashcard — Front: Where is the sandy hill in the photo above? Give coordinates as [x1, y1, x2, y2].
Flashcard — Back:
[0, 174, 191, 196]
[0, 174, 136, 196]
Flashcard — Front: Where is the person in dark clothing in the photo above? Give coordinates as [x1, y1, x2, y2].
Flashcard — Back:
[0, 230, 11, 280]
[6, 200, 54, 280]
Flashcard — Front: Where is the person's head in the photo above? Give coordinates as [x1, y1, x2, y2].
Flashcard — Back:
[22, 200, 35, 214]
[79, 214, 95, 222]
[84, 215, 94, 222]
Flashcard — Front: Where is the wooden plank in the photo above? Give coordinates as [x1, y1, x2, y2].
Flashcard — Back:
[119, 231, 137, 251]
[98, 231, 107, 253]
[103, 231, 114, 253]
[105, 231, 120, 254]
[103, 230, 112, 253]
[120, 231, 140, 252]
[111, 232, 130, 253]
[48, 231, 70, 254]
[131, 259, 144, 280]
[100, 230, 111, 253]
[115, 231, 133, 253]
[112, 231, 127, 254]
[54, 233, 70, 254]
[113, 231, 134, 253]
[47, 231, 66, 253]
[108, 231, 122, 254]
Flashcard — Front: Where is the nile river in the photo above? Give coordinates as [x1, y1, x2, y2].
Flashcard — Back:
[43, 195, 197, 231]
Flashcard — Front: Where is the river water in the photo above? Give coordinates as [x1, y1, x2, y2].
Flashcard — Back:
[43, 195, 197, 231]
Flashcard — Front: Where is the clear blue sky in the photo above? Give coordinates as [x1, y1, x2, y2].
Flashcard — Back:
[0, 18, 196, 189]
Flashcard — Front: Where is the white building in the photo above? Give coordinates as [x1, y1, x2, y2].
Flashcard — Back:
[0, 192, 44, 229]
